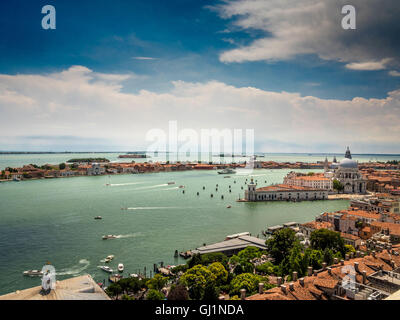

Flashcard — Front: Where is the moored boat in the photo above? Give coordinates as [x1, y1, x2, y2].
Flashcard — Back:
[167, 181, 175, 185]
[118, 263, 124, 272]
[100, 266, 113, 273]
[23, 270, 43, 277]
[94, 216, 102, 220]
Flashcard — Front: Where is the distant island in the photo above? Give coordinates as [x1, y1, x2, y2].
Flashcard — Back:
[67, 158, 110, 163]
[118, 154, 149, 159]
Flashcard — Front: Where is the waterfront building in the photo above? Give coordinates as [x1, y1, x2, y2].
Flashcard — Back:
[191, 235, 267, 256]
[245, 179, 328, 202]
[284, 171, 333, 190]
[87, 163, 105, 176]
[329, 147, 367, 194]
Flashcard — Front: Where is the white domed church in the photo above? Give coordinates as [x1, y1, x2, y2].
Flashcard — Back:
[327, 147, 367, 194]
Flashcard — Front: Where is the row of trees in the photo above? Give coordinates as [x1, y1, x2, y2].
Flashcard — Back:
[106, 228, 353, 300]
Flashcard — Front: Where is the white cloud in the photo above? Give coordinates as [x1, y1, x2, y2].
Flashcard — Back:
[132, 56, 157, 60]
[212, 0, 400, 68]
[345, 59, 391, 71]
[389, 70, 400, 77]
[0, 66, 400, 152]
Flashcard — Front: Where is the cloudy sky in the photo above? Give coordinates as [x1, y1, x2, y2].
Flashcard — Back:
[0, 0, 400, 153]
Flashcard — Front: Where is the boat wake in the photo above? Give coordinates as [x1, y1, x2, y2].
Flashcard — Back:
[160, 187, 180, 191]
[115, 232, 143, 239]
[107, 182, 144, 187]
[56, 259, 90, 276]
[132, 184, 169, 191]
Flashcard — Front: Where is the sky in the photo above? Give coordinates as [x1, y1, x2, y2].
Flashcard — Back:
[0, 0, 400, 153]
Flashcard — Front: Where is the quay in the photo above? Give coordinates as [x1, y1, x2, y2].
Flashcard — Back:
[0, 275, 110, 300]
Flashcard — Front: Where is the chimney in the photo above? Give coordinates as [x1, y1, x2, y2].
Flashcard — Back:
[350, 252, 354, 259]
[307, 266, 312, 276]
[372, 250, 376, 258]
[299, 278, 305, 287]
[362, 270, 367, 284]
[292, 271, 298, 281]
[322, 262, 327, 270]
[277, 277, 283, 286]
[240, 289, 246, 300]
[345, 254, 349, 261]
[334, 257, 339, 264]
[258, 283, 264, 294]
[280, 285, 287, 294]
[356, 251, 360, 258]
[327, 267, 332, 275]
[340, 259, 345, 266]
[289, 283, 294, 291]
[313, 270, 318, 276]
[354, 262, 359, 273]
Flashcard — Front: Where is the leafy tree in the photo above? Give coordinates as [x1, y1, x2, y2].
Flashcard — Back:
[188, 253, 202, 268]
[345, 244, 356, 254]
[59, 163, 66, 170]
[202, 283, 219, 301]
[105, 283, 122, 300]
[323, 248, 334, 265]
[146, 289, 165, 300]
[310, 229, 346, 256]
[303, 248, 323, 270]
[146, 274, 168, 291]
[230, 273, 266, 296]
[201, 252, 229, 268]
[255, 261, 275, 275]
[266, 228, 298, 264]
[208, 262, 228, 286]
[180, 265, 216, 299]
[171, 264, 188, 274]
[237, 246, 263, 262]
[333, 179, 344, 193]
[121, 294, 135, 300]
[167, 284, 189, 300]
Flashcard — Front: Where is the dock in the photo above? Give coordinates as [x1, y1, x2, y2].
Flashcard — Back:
[191, 235, 267, 256]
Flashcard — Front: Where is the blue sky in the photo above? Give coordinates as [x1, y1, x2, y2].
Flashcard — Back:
[0, 0, 400, 153]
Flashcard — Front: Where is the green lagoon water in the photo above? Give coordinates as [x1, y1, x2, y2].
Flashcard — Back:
[0, 166, 351, 295]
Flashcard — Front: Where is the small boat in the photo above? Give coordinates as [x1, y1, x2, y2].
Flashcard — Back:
[102, 235, 117, 240]
[23, 270, 43, 277]
[118, 263, 124, 272]
[105, 183, 111, 186]
[109, 274, 123, 283]
[94, 216, 102, 220]
[226, 205, 232, 208]
[168, 181, 175, 185]
[224, 176, 231, 178]
[100, 266, 113, 273]
[218, 168, 236, 175]
[104, 255, 114, 263]
[179, 185, 185, 188]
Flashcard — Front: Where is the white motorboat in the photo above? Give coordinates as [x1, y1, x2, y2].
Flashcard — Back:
[118, 263, 124, 273]
[104, 255, 114, 263]
[100, 266, 113, 273]
[102, 235, 117, 240]
[23, 270, 43, 277]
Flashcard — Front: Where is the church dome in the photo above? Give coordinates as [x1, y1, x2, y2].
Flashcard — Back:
[339, 158, 358, 169]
